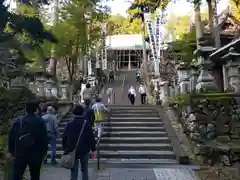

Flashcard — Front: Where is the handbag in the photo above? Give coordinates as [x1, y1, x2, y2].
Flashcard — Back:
[59, 120, 87, 169]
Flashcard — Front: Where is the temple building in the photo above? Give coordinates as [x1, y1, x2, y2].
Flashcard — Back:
[105, 34, 150, 70]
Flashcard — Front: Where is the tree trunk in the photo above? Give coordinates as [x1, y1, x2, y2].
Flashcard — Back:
[206, 0, 213, 33]
[212, 0, 221, 48]
[194, 1, 203, 47]
[211, 0, 226, 91]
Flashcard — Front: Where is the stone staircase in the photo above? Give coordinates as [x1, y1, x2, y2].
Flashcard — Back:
[99, 105, 178, 165]
[47, 105, 178, 166]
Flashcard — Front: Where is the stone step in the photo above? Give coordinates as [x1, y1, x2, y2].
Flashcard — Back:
[104, 121, 165, 127]
[109, 106, 156, 109]
[47, 150, 176, 160]
[99, 143, 173, 151]
[44, 158, 179, 166]
[103, 126, 166, 131]
[100, 150, 176, 159]
[109, 117, 161, 122]
[110, 113, 159, 117]
[111, 109, 155, 113]
[48, 143, 173, 152]
[105, 131, 168, 137]
[100, 137, 171, 144]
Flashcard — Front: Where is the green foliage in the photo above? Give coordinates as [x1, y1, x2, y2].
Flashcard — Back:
[0, 86, 36, 132]
[0, 0, 58, 76]
[106, 14, 143, 35]
[169, 93, 191, 107]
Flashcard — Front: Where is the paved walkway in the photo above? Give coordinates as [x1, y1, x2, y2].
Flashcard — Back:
[41, 167, 199, 180]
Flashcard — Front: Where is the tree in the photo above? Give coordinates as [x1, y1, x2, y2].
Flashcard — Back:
[106, 14, 143, 35]
[0, 0, 57, 75]
[49, 0, 109, 98]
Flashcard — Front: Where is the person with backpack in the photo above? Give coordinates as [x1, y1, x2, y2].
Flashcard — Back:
[8, 100, 48, 180]
[62, 105, 96, 180]
[92, 97, 109, 138]
[42, 106, 58, 165]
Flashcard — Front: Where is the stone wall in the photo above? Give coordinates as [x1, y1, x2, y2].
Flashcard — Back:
[169, 93, 240, 166]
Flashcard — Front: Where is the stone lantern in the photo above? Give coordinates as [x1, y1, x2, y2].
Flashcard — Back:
[222, 47, 240, 93]
[177, 62, 190, 94]
[45, 79, 54, 97]
[60, 80, 68, 100]
[35, 75, 46, 97]
[189, 59, 199, 92]
[194, 46, 217, 93]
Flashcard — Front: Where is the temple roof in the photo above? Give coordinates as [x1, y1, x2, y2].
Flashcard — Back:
[106, 34, 150, 50]
[204, 8, 240, 37]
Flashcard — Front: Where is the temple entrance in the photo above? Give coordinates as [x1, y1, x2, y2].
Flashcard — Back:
[108, 49, 144, 70]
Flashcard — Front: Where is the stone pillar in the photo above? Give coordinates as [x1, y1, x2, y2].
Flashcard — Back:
[88, 60, 92, 76]
[60, 84, 68, 100]
[222, 47, 240, 92]
[159, 81, 169, 106]
[177, 62, 190, 94]
[194, 46, 217, 93]
[84, 55, 88, 77]
[45, 79, 53, 97]
[80, 83, 86, 103]
[128, 50, 131, 70]
[36, 77, 46, 97]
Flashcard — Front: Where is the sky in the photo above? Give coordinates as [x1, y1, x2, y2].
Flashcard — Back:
[106, 0, 229, 18]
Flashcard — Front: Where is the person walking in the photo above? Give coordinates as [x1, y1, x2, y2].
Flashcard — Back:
[106, 87, 114, 104]
[138, 84, 147, 104]
[92, 97, 109, 138]
[82, 83, 92, 105]
[8, 100, 48, 180]
[62, 105, 96, 180]
[128, 86, 136, 105]
[42, 106, 59, 165]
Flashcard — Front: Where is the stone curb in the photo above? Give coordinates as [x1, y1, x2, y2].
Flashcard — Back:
[156, 106, 190, 164]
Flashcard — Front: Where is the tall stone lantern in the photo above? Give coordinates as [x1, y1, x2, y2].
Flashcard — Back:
[45, 79, 54, 97]
[60, 80, 68, 100]
[194, 46, 217, 93]
[35, 73, 47, 97]
[189, 59, 199, 92]
[222, 47, 240, 93]
[177, 62, 190, 94]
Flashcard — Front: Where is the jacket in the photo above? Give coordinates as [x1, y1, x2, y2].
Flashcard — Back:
[8, 114, 48, 157]
[62, 116, 96, 158]
[92, 103, 108, 122]
[82, 88, 92, 100]
[42, 113, 58, 135]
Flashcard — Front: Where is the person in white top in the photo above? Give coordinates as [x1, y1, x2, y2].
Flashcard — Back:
[106, 87, 114, 104]
[128, 86, 136, 105]
[138, 84, 147, 104]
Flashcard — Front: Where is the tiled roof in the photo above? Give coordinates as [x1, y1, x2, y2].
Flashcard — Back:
[106, 34, 150, 50]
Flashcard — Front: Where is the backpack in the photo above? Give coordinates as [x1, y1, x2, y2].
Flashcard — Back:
[94, 104, 104, 122]
[15, 116, 36, 155]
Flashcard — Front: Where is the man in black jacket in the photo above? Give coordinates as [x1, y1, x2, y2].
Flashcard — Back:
[62, 105, 96, 180]
[8, 100, 48, 180]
